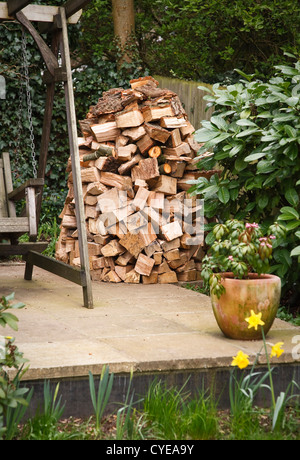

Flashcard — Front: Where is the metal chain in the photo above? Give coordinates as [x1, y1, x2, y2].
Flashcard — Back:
[14, 61, 25, 178]
[21, 27, 37, 178]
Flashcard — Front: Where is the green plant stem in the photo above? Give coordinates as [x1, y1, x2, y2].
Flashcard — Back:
[261, 327, 276, 409]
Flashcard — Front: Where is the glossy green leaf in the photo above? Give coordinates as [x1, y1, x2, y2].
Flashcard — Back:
[285, 188, 299, 207]
[279, 206, 299, 220]
[244, 152, 266, 162]
[291, 246, 300, 257]
[217, 187, 230, 204]
[236, 119, 257, 127]
[236, 128, 260, 138]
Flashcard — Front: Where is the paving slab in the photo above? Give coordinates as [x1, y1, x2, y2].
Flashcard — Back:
[1, 263, 299, 382]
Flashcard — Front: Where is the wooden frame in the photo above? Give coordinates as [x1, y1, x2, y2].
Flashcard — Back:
[0, 0, 94, 308]
[0, 152, 44, 241]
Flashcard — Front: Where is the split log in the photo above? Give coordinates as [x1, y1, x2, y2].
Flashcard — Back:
[136, 134, 155, 155]
[142, 105, 174, 122]
[119, 232, 146, 258]
[97, 187, 121, 213]
[115, 108, 144, 128]
[82, 144, 115, 162]
[180, 121, 195, 138]
[158, 271, 178, 284]
[101, 239, 125, 257]
[115, 134, 129, 148]
[94, 156, 119, 173]
[177, 270, 197, 282]
[130, 76, 159, 89]
[147, 175, 177, 195]
[144, 240, 161, 257]
[160, 117, 187, 129]
[122, 125, 146, 141]
[118, 154, 142, 176]
[147, 192, 164, 210]
[115, 250, 135, 266]
[139, 223, 158, 246]
[168, 129, 182, 147]
[166, 160, 186, 178]
[115, 265, 135, 281]
[134, 179, 148, 191]
[159, 163, 172, 175]
[69, 166, 101, 183]
[91, 122, 121, 142]
[142, 272, 158, 284]
[164, 248, 180, 261]
[148, 146, 162, 159]
[135, 253, 155, 276]
[162, 143, 191, 157]
[102, 270, 122, 283]
[161, 221, 183, 241]
[117, 144, 137, 162]
[132, 187, 150, 211]
[144, 123, 171, 143]
[126, 211, 148, 233]
[124, 269, 141, 284]
[100, 172, 134, 196]
[131, 157, 160, 182]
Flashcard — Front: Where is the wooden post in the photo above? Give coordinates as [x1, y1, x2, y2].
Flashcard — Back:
[59, 6, 93, 308]
[36, 31, 61, 225]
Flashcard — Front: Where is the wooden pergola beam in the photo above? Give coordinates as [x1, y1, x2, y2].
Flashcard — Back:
[63, 0, 90, 18]
[16, 10, 59, 75]
[0, 2, 82, 23]
[7, 0, 29, 16]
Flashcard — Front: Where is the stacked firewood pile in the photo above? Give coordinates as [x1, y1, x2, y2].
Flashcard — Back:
[56, 76, 216, 284]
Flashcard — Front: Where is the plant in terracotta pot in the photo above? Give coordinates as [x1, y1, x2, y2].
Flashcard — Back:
[201, 219, 284, 340]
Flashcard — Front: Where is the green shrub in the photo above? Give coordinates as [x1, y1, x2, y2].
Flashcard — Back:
[192, 57, 300, 297]
[0, 293, 29, 440]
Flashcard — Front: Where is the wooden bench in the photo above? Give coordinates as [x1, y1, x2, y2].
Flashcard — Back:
[0, 152, 87, 288]
[0, 151, 46, 254]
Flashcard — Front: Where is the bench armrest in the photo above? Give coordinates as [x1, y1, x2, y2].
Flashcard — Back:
[7, 179, 44, 202]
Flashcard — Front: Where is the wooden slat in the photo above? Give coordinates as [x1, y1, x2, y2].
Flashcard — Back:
[0, 217, 29, 233]
[8, 178, 44, 201]
[0, 159, 8, 218]
[0, 242, 48, 256]
[25, 186, 37, 238]
[64, 0, 90, 19]
[23, 251, 87, 286]
[0, 3, 82, 23]
[2, 152, 16, 217]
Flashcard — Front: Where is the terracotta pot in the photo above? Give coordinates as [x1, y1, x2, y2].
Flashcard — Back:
[210, 273, 281, 340]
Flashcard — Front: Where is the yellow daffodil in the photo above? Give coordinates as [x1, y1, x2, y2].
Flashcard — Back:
[231, 350, 250, 369]
[270, 342, 284, 358]
[245, 310, 265, 331]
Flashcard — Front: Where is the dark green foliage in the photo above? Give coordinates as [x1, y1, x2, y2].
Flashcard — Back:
[134, 0, 300, 83]
[79, 0, 300, 83]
